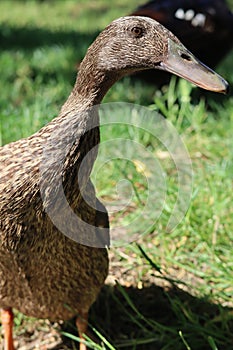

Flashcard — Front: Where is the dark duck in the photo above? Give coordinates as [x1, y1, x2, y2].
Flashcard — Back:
[131, 0, 233, 84]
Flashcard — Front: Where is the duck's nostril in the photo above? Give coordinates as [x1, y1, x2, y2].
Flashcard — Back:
[180, 53, 192, 61]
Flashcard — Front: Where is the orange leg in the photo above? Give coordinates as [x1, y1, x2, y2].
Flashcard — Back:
[1, 308, 14, 350]
[76, 311, 88, 350]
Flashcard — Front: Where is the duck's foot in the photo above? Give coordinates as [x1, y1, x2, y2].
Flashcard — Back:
[1, 308, 14, 350]
[76, 311, 88, 350]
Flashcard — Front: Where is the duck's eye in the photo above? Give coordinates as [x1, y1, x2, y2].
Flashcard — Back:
[131, 26, 143, 37]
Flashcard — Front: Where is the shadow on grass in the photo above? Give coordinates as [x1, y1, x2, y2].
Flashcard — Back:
[0, 23, 100, 102]
[59, 283, 233, 350]
[0, 23, 99, 54]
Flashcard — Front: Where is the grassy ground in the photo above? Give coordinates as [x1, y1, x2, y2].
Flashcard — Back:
[0, 0, 233, 349]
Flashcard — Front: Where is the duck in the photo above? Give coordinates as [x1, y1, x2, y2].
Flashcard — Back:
[131, 0, 233, 84]
[0, 16, 228, 350]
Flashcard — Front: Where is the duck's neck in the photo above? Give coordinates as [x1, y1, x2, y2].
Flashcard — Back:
[61, 58, 119, 114]
[40, 58, 119, 209]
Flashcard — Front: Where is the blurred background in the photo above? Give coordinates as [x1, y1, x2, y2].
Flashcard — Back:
[0, 1, 233, 349]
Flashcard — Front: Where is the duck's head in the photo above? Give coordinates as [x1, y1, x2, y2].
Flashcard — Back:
[86, 16, 228, 93]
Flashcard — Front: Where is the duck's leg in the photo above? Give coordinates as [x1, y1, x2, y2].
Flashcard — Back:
[76, 311, 88, 350]
[1, 308, 14, 350]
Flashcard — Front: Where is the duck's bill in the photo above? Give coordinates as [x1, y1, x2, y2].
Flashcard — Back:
[159, 39, 229, 94]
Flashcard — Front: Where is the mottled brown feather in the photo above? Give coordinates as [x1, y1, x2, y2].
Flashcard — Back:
[0, 16, 224, 335]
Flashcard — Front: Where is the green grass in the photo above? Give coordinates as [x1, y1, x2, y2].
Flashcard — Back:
[0, 0, 233, 349]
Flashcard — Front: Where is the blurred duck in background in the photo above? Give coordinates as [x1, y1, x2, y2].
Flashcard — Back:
[131, 0, 233, 85]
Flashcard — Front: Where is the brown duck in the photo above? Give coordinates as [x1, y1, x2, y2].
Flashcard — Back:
[0, 16, 228, 350]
